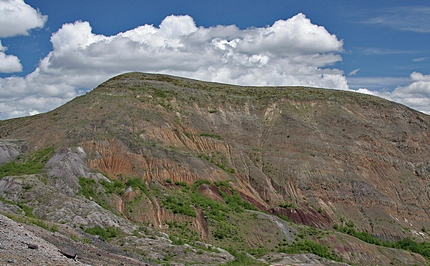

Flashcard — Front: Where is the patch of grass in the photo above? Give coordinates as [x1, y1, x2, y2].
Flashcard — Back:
[224, 248, 264, 266]
[17, 202, 36, 218]
[335, 219, 430, 260]
[0, 146, 54, 178]
[0, 197, 59, 232]
[163, 194, 196, 217]
[279, 202, 297, 209]
[279, 240, 341, 261]
[198, 153, 235, 174]
[216, 182, 257, 212]
[153, 89, 167, 98]
[84, 225, 120, 240]
[191, 179, 211, 191]
[78, 177, 97, 199]
[200, 132, 223, 140]
[99, 179, 126, 195]
[125, 177, 147, 192]
[170, 235, 185, 245]
[29, 217, 58, 232]
[78, 177, 119, 213]
[0, 196, 15, 205]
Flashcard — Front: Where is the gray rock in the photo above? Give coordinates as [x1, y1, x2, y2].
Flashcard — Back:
[27, 243, 38, 249]
[0, 140, 27, 165]
[59, 246, 78, 259]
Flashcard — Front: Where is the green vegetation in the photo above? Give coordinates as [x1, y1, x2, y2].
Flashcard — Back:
[99, 179, 126, 195]
[98, 177, 147, 196]
[216, 182, 257, 212]
[153, 89, 167, 98]
[279, 240, 341, 261]
[198, 153, 235, 174]
[279, 202, 296, 209]
[334, 219, 430, 260]
[2, 202, 58, 232]
[160, 179, 261, 253]
[84, 225, 120, 240]
[0, 146, 54, 178]
[78, 177, 98, 198]
[17, 202, 35, 218]
[29, 217, 58, 232]
[78, 177, 120, 214]
[224, 248, 265, 266]
[162, 179, 257, 219]
[125, 177, 147, 192]
[200, 132, 223, 140]
[163, 193, 196, 217]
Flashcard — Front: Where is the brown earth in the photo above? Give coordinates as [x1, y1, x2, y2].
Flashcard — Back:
[1, 72, 430, 265]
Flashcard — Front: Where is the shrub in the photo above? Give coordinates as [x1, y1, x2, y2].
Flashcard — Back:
[78, 177, 97, 198]
[282, 240, 340, 261]
[224, 248, 263, 266]
[200, 132, 223, 140]
[191, 179, 211, 191]
[84, 225, 119, 240]
[163, 195, 196, 217]
[99, 179, 126, 195]
[125, 177, 147, 192]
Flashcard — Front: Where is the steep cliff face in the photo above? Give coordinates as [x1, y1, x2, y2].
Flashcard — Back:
[1, 72, 430, 265]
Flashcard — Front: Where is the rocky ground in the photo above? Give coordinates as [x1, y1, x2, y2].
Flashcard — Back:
[0, 213, 151, 266]
[0, 212, 353, 266]
[0, 213, 87, 265]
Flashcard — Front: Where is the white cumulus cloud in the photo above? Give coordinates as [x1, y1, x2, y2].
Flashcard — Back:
[0, 41, 22, 72]
[0, 0, 47, 37]
[357, 72, 430, 114]
[0, 13, 348, 119]
[0, 0, 47, 74]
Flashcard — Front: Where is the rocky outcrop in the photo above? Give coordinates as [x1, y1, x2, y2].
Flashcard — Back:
[0, 139, 27, 165]
[45, 147, 108, 196]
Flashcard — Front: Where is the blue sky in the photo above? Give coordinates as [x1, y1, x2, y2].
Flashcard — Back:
[0, 0, 429, 119]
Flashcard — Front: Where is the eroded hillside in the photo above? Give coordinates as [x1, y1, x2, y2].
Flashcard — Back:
[1, 72, 430, 265]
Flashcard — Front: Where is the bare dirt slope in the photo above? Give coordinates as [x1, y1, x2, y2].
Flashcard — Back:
[1, 72, 430, 265]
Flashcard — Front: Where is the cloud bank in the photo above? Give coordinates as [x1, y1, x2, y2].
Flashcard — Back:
[358, 72, 430, 114]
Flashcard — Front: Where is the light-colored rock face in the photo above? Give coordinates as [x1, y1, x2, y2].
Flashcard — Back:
[1, 73, 430, 265]
[0, 140, 26, 164]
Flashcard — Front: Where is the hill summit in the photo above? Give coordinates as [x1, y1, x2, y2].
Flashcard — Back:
[1, 72, 430, 265]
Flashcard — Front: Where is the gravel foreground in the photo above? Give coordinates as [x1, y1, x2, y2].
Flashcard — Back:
[0, 214, 87, 265]
[0, 213, 154, 266]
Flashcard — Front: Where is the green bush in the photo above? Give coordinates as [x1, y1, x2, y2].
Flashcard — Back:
[78, 177, 97, 198]
[191, 179, 211, 191]
[17, 203, 35, 218]
[200, 132, 223, 140]
[84, 225, 119, 240]
[163, 194, 196, 217]
[99, 179, 126, 195]
[335, 219, 430, 259]
[125, 177, 147, 192]
[281, 240, 340, 261]
[390, 238, 430, 260]
[216, 183, 257, 212]
[224, 248, 263, 265]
